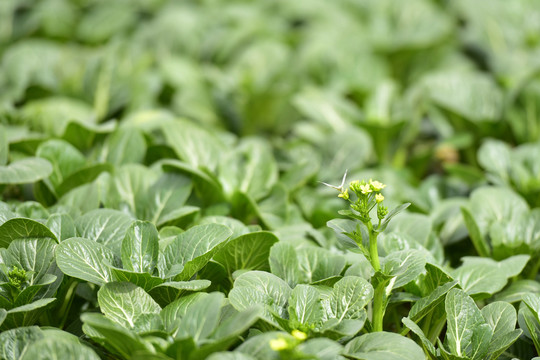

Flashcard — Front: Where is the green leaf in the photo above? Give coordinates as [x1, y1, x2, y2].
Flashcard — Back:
[401, 317, 438, 359]
[383, 250, 426, 289]
[0, 218, 58, 248]
[176, 292, 224, 342]
[481, 301, 522, 360]
[461, 207, 491, 258]
[104, 127, 147, 166]
[121, 221, 159, 274]
[109, 267, 164, 292]
[219, 138, 278, 201]
[36, 139, 86, 191]
[75, 209, 134, 255]
[409, 280, 459, 322]
[55, 163, 114, 198]
[161, 224, 232, 281]
[378, 203, 411, 232]
[0, 326, 43, 360]
[236, 332, 294, 360]
[213, 231, 278, 276]
[0, 309, 5, 328]
[343, 332, 424, 360]
[1, 298, 56, 330]
[269, 242, 304, 287]
[288, 285, 323, 329]
[453, 256, 528, 297]
[45, 213, 77, 242]
[467, 187, 529, 236]
[0, 158, 53, 185]
[229, 271, 291, 325]
[98, 282, 161, 328]
[163, 119, 226, 172]
[160, 292, 207, 333]
[140, 172, 192, 226]
[477, 139, 512, 183]
[329, 276, 373, 321]
[20, 336, 100, 360]
[423, 71, 503, 122]
[149, 280, 211, 307]
[445, 288, 492, 359]
[495, 280, 540, 303]
[81, 313, 153, 358]
[207, 352, 255, 360]
[297, 338, 344, 360]
[297, 247, 346, 284]
[56, 237, 115, 286]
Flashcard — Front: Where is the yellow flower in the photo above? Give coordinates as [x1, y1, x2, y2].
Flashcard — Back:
[360, 184, 372, 194]
[338, 188, 349, 200]
[369, 180, 386, 191]
[269, 338, 288, 351]
[375, 193, 384, 203]
[291, 330, 307, 341]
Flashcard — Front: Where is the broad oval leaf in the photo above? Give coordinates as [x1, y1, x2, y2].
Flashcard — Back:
[0, 218, 58, 248]
[97, 282, 161, 328]
[161, 224, 232, 281]
[0, 158, 53, 185]
[213, 231, 279, 276]
[56, 237, 116, 286]
[329, 276, 374, 321]
[343, 331, 424, 360]
[20, 336, 100, 360]
[229, 271, 291, 324]
[121, 220, 159, 274]
[75, 209, 134, 255]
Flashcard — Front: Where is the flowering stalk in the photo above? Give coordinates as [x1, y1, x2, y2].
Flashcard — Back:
[325, 176, 396, 332]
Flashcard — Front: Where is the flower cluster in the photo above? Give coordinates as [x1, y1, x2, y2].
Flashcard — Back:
[336, 178, 388, 223]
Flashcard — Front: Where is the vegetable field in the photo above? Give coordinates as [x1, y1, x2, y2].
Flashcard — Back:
[1, 0, 540, 359]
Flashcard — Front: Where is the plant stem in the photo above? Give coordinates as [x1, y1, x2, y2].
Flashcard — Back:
[372, 283, 385, 332]
[368, 226, 380, 271]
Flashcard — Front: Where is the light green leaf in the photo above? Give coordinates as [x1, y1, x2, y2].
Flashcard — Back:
[343, 332, 424, 360]
[98, 282, 161, 328]
[297, 338, 344, 360]
[55, 163, 113, 198]
[36, 139, 86, 190]
[1, 298, 56, 330]
[401, 317, 438, 359]
[481, 301, 522, 359]
[213, 231, 278, 276]
[297, 247, 346, 284]
[0, 158, 53, 185]
[161, 224, 232, 281]
[409, 280, 459, 322]
[121, 221, 159, 274]
[163, 119, 226, 172]
[104, 127, 147, 166]
[0, 217, 58, 248]
[269, 242, 304, 287]
[207, 352, 255, 360]
[176, 292, 224, 342]
[160, 292, 207, 333]
[109, 267, 164, 293]
[383, 250, 426, 289]
[149, 280, 211, 307]
[445, 288, 492, 359]
[288, 285, 323, 329]
[478, 139, 512, 183]
[378, 203, 411, 232]
[219, 138, 278, 201]
[56, 237, 115, 286]
[236, 332, 294, 360]
[423, 71, 503, 122]
[75, 209, 134, 255]
[0, 326, 43, 360]
[81, 313, 153, 358]
[45, 213, 77, 242]
[329, 276, 373, 321]
[20, 336, 100, 360]
[140, 172, 192, 226]
[229, 271, 291, 324]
